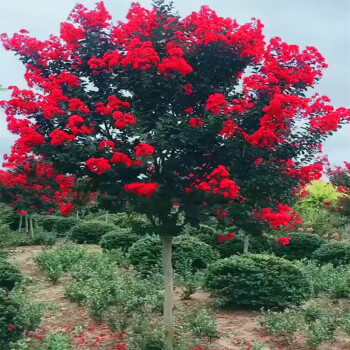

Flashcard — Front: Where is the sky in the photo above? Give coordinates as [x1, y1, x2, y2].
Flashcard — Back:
[0, 0, 349, 165]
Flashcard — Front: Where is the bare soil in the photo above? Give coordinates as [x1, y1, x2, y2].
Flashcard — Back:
[9, 246, 350, 350]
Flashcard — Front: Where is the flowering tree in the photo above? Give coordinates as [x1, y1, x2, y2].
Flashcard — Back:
[0, 152, 75, 237]
[1, 1, 349, 347]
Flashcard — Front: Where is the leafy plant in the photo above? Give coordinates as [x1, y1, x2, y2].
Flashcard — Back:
[0, 259, 23, 291]
[188, 309, 220, 342]
[70, 221, 117, 244]
[205, 254, 311, 307]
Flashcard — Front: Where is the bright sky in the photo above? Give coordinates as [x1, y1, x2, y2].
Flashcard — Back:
[0, 0, 349, 165]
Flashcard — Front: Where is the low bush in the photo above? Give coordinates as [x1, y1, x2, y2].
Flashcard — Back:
[205, 254, 311, 308]
[188, 309, 220, 341]
[0, 288, 25, 350]
[39, 216, 63, 232]
[70, 221, 117, 244]
[312, 242, 350, 266]
[35, 243, 87, 282]
[302, 261, 350, 298]
[273, 232, 326, 260]
[100, 228, 139, 252]
[52, 217, 79, 236]
[0, 260, 23, 291]
[127, 235, 218, 274]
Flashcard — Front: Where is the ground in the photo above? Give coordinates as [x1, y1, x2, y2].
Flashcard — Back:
[9, 246, 350, 350]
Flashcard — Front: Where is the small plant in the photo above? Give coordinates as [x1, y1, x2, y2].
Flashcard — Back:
[305, 317, 338, 349]
[258, 308, 302, 342]
[343, 312, 350, 336]
[0, 259, 23, 291]
[188, 309, 220, 342]
[41, 331, 71, 350]
[36, 252, 63, 283]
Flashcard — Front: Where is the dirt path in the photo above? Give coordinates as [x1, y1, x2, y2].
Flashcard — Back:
[9, 246, 350, 350]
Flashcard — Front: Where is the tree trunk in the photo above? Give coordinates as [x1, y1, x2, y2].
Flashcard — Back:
[243, 234, 249, 254]
[105, 211, 109, 223]
[25, 214, 29, 234]
[161, 235, 174, 349]
[76, 211, 79, 220]
[29, 214, 34, 240]
[18, 215, 23, 231]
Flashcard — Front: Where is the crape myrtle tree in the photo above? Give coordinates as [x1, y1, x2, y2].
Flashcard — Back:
[1, 1, 349, 347]
[0, 151, 75, 238]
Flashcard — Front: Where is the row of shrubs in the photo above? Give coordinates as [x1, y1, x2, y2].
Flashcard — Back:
[0, 255, 45, 350]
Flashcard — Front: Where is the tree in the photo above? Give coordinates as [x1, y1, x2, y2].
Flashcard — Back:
[1, 1, 349, 347]
[0, 152, 75, 238]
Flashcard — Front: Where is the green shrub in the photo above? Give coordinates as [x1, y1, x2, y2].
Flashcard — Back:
[39, 216, 63, 232]
[188, 309, 220, 341]
[41, 332, 71, 350]
[35, 243, 87, 281]
[273, 232, 326, 260]
[52, 217, 78, 236]
[0, 288, 25, 350]
[100, 228, 139, 252]
[305, 317, 338, 349]
[312, 242, 350, 266]
[31, 230, 57, 246]
[127, 235, 163, 273]
[205, 254, 311, 308]
[0, 260, 22, 291]
[302, 261, 350, 298]
[258, 309, 302, 340]
[127, 235, 219, 274]
[70, 221, 117, 244]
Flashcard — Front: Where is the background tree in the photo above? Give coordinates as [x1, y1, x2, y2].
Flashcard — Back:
[1, 1, 349, 347]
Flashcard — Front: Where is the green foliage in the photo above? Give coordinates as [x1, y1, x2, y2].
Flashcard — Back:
[39, 332, 71, 350]
[0, 288, 25, 350]
[11, 292, 46, 331]
[258, 308, 302, 339]
[127, 235, 162, 273]
[305, 317, 338, 349]
[205, 254, 311, 308]
[297, 180, 341, 213]
[39, 216, 63, 232]
[52, 217, 79, 236]
[127, 235, 219, 274]
[0, 259, 23, 291]
[273, 232, 326, 260]
[35, 243, 86, 282]
[188, 309, 220, 341]
[70, 220, 117, 244]
[312, 242, 350, 266]
[100, 228, 139, 252]
[30, 229, 57, 246]
[302, 261, 350, 298]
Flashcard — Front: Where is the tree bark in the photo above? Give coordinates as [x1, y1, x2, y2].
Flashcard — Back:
[18, 215, 23, 231]
[161, 235, 174, 349]
[25, 214, 29, 234]
[29, 214, 34, 240]
[243, 234, 249, 254]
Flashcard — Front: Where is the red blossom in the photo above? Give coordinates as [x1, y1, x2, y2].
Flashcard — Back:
[124, 182, 158, 198]
[134, 142, 154, 158]
[85, 157, 111, 175]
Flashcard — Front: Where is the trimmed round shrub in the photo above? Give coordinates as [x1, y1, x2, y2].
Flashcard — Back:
[0, 260, 22, 291]
[312, 242, 350, 266]
[127, 235, 162, 272]
[53, 217, 79, 236]
[31, 230, 57, 246]
[273, 232, 326, 260]
[204, 254, 311, 308]
[40, 216, 63, 232]
[100, 228, 139, 252]
[127, 235, 219, 273]
[173, 235, 219, 271]
[70, 221, 117, 244]
[0, 288, 25, 350]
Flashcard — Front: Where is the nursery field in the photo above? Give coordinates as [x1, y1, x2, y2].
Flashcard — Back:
[2, 210, 350, 350]
[1, 0, 350, 349]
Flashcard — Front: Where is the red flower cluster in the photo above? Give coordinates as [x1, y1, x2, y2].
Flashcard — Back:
[275, 237, 291, 247]
[85, 157, 111, 175]
[134, 142, 154, 158]
[218, 233, 235, 243]
[206, 93, 229, 115]
[188, 117, 204, 128]
[99, 140, 115, 151]
[50, 129, 75, 146]
[195, 165, 240, 199]
[254, 203, 302, 230]
[124, 182, 158, 198]
[111, 152, 133, 168]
